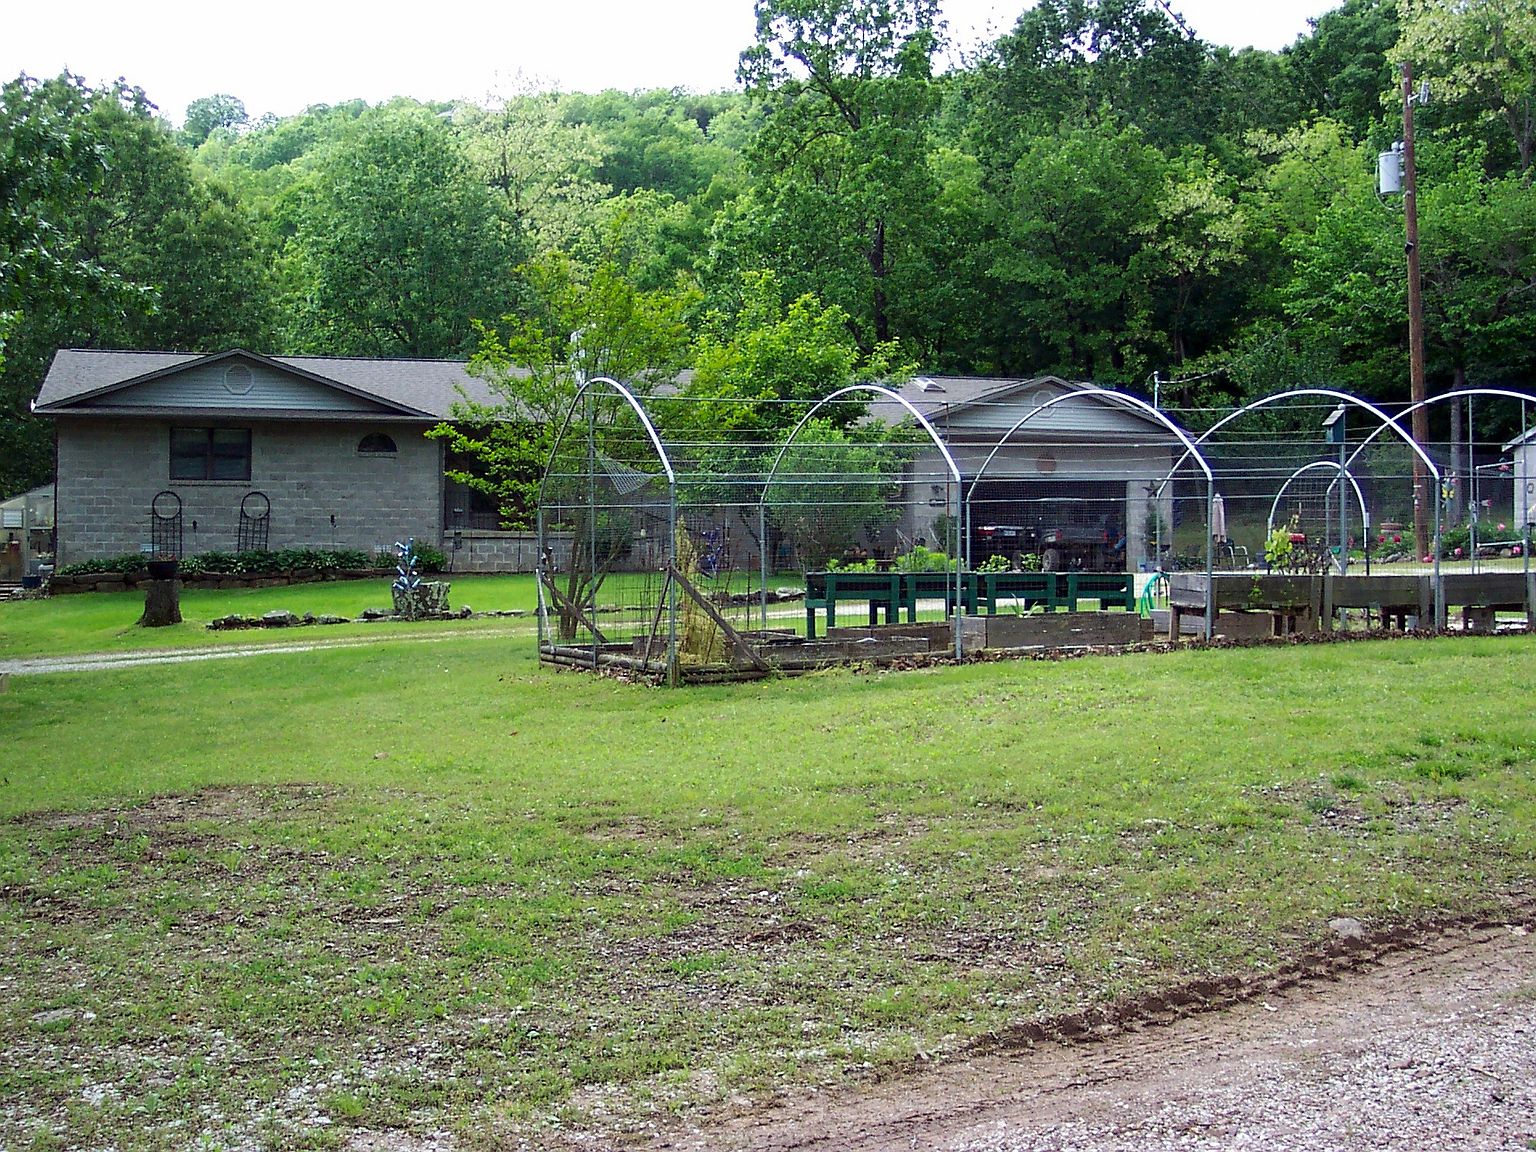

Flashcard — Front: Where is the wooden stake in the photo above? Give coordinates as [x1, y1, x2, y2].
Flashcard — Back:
[540, 571, 608, 644]
[666, 563, 769, 672]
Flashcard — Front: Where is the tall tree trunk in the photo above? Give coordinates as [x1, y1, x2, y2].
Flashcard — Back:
[869, 219, 890, 345]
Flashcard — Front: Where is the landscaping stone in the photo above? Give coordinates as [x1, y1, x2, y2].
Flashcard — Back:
[316, 615, 350, 625]
[261, 610, 301, 627]
[206, 614, 261, 630]
[1329, 916, 1366, 941]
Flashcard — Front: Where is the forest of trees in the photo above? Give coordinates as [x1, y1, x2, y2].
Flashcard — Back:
[2, 0, 1534, 500]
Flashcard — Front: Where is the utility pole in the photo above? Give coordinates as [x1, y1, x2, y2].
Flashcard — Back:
[1403, 61, 1431, 561]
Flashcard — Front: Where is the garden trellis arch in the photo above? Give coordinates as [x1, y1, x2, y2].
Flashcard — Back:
[1342, 387, 1536, 581]
[1267, 461, 1370, 558]
[964, 385, 1218, 638]
[536, 375, 679, 673]
[1152, 388, 1447, 625]
[758, 384, 966, 658]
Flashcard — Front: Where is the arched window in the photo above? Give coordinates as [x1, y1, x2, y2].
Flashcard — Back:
[357, 433, 398, 455]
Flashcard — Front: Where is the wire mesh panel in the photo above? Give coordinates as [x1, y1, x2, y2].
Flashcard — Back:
[537, 381, 971, 679]
[537, 384, 676, 670]
[964, 385, 1195, 578]
[535, 380, 1536, 677]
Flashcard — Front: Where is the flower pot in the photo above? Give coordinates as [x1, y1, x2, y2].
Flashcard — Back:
[147, 559, 180, 580]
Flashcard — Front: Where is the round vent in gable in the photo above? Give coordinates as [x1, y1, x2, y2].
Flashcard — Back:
[223, 363, 254, 395]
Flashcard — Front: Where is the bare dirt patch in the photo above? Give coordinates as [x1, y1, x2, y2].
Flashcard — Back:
[648, 922, 1536, 1152]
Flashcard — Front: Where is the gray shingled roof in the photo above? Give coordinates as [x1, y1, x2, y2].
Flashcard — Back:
[35, 349, 500, 417]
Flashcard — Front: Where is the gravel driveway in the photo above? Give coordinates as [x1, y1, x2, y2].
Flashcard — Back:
[650, 925, 1536, 1152]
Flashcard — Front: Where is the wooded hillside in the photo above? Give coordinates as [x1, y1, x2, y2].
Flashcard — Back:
[3, 0, 1533, 497]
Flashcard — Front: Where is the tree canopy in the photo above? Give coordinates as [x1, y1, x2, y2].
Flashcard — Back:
[5, 0, 1536, 497]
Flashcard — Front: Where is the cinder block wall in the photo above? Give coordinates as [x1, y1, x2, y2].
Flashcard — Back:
[55, 419, 443, 565]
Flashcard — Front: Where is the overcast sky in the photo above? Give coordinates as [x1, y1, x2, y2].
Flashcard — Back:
[3, 1, 1342, 126]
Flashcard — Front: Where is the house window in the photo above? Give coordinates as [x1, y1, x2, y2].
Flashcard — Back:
[357, 432, 398, 455]
[170, 427, 251, 481]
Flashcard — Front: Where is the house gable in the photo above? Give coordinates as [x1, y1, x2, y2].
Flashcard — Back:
[37, 350, 430, 418]
[873, 376, 1177, 443]
[108, 360, 403, 414]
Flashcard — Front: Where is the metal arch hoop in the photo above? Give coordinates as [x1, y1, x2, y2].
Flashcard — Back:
[534, 375, 678, 676]
[536, 375, 676, 513]
[760, 384, 963, 491]
[1267, 461, 1370, 540]
[964, 385, 1217, 638]
[1153, 388, 1442, 499]
[758, 385, 966, 658]
[1150, 388, 1447, 626]
[1340, 387, 1536, 473]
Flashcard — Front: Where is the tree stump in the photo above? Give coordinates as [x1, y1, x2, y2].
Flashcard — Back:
[139, 579, 183, 627]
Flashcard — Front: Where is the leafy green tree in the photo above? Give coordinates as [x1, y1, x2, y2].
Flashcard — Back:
[451, 92, 611, 254]
[1392, 0, 1536, 175]
[1, 74, 115, 370]
[1, 74, 271, 495]
[1133, 152, 1249, 376]
[1278, 146, 1536, 413]
[1283, 0, 1399, 140]
[663, 269, 909, 440]
[733, 0, 945, 350]
[432, 244, 696, 639]
[430, 243, 698, 531]
[985, 117, 1165, 382]
[284, 107, 519, 356]
[972, 0, 1215, 159]
[556, 89, 743, 201]
[181, 93, 248, 146]
[764, 420, 906, 568]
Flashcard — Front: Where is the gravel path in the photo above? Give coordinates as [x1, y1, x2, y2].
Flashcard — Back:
[653, 926, 1536, 1152]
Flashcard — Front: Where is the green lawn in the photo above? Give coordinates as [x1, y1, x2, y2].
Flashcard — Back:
[0, 574, 540, 659]
[2, 632, 1534, 1148]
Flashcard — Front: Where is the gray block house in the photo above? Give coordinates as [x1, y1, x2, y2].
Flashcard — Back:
[36, 349, 1187, 574]
[32, 348, 529, 570]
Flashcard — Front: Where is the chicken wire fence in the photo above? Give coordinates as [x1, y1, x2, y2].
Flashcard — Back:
[535, 382, 965, 677]
[535, 380, 1536, 678]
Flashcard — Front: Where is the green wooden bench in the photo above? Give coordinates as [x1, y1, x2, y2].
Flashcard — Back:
[1062, 572, 1136, 611]
[977, 571, 1058, 614]
[900, 571, 977, 621]
[804, 570, 903, 638]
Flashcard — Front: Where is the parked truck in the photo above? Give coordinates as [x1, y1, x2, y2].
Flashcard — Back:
[974, 521, 1125, 572]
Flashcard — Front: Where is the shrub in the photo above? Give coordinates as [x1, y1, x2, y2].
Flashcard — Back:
[62, 545, 441, 580]
[56, 554, 147, 577]
[893, 545, 953, 572]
